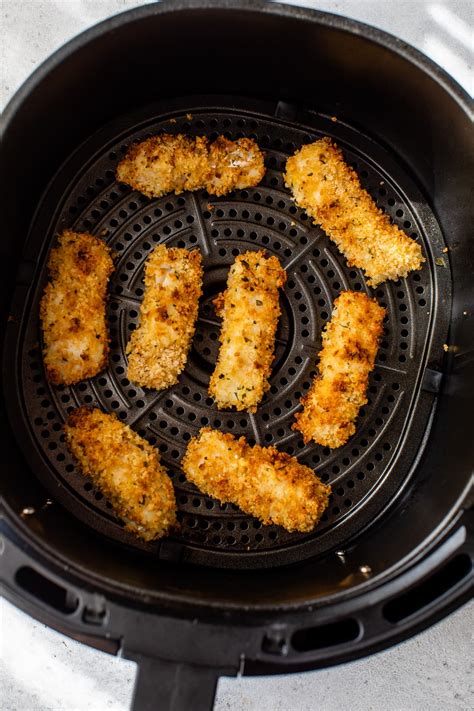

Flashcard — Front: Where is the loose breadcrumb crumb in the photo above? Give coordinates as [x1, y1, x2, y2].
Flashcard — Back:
[116, 133, 265, 198]
[40, 230, 114, 385]
[284, 138, 424, 286]
[209, 251, 286, 412]
[127, 245, 203, 390]
[65, 408, 177, 541]
[294, 291, 385, 448]
[182, 428, 331, 533]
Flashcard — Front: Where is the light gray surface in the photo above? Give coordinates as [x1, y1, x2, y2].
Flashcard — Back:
[1, 597, 473, 711]
[0, 1, 472, 710]
[1, 0, 473, 108]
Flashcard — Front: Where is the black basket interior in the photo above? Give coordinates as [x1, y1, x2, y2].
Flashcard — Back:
[6, 97, 450, 569]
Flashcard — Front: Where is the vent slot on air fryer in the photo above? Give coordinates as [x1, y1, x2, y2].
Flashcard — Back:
[383, 554, 472, 623]
[15, 566, 79, 615]
[291, 618, 361, 652]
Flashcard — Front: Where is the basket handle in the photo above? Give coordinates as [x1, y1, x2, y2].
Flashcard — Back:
[130, 655, 221, 711]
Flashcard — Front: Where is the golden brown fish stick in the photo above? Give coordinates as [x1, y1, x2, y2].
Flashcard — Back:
[116, 133, 265, 198]
[116, 134, 208, 198]
[208, 251, 286, 412]
[39, 230, 114, 385]
[65, 408, 177, 541]
[127, 245, 203, 390]
[294, 291, 385, 448]
[182, 428, 331, 533]
[284, 138, 424, 286]
[205, 136, 266, 195]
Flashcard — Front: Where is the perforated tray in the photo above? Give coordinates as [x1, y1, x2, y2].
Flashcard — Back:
[5, 97, 450, 568]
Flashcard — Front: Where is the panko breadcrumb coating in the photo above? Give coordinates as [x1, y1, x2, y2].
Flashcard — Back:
[116, 133, 265, 198]
[127, 245, 203, 390]
[182, 428, 331, 533]
[39, 230, 114, 385]
[294, 291, 385, 448]
[65, 408, 177, 541]
[209, 251, 286, 412]
[205, 136, 265, 195]
[284, 138, 424, 286]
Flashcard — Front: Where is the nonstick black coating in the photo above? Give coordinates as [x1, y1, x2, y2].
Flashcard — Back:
[1, 7, 472, 708]
[4, 96, 450, 568]
[1, 0, 472, 615]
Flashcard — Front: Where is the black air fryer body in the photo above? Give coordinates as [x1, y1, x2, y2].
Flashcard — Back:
[1, 3, 473, 710]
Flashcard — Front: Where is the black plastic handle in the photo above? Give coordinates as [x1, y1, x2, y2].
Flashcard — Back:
[130, 655, 221, 711]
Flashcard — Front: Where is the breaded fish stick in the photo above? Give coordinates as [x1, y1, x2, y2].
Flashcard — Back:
[209, 251, 286, 412]
[182, 428, 331, 533]
[205, 136, 265, 195]
[127, 245, 203, 390]
[284, 138, 424, 286]
[116, 133, 265, 198]
[65, 408, 177, 541]
[40, 230, 114, 385]
[294, 291, 385, 448]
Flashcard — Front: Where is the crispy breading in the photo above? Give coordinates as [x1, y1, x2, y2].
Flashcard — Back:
[208, 251, 286, 412]
[294, 291, 385, 448]
[127, 245, 203, 390]
[182, 428, 331, 533]
[65, 408, 177, 541]
[39, 230, 114, 385]
[117, 134, 209, 198]
[284, 138, 424, 286]
[116, 133, 265, 198]
[205, 136, 266, 195]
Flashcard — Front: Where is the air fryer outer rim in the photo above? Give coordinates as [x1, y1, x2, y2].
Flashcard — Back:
[1, 0, 472, 135]
[1, 509, 472, 677]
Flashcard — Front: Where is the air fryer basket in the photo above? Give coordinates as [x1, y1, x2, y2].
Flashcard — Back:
[4, 97, 451, 568]
[1, 3, 472, 711]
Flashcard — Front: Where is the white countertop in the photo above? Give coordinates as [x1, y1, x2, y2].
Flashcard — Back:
[1, 1, 472, 709]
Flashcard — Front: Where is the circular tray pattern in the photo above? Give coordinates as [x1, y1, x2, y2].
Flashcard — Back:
[9, 98, 449, 568]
